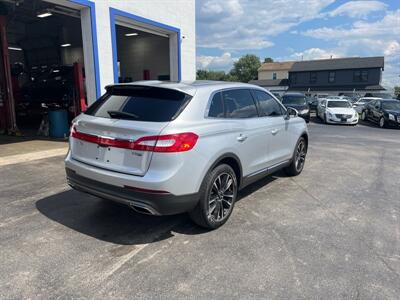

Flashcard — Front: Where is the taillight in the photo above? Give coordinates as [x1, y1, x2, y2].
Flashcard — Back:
[71, 126, 198, 153]
[135, 133, 198, 152]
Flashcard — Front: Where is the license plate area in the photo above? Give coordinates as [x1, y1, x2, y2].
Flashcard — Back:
[71, 139, 150, 175]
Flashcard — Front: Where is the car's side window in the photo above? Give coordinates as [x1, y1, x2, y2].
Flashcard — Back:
[208, 92, 224, 118]
[222, 89, 258, 118]
[253, 90, 283, 117]
[375, 101, 381, 109]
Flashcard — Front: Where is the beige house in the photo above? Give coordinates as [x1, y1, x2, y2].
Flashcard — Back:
[250, 61, 295, 94]
[258, 61, 295, 80]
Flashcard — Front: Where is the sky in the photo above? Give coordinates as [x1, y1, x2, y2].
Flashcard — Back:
[196, 0, 400, 89]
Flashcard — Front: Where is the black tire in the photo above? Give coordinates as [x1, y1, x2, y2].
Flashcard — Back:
[323, 113, 328, 124]
[189, 164, 237, 230]
[284, 137, 307, 176]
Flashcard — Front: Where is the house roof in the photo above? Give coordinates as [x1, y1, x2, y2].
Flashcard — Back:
[258, 61, 295, 72]
[249, 79, 289, 87]
[290, 56, 384, 72]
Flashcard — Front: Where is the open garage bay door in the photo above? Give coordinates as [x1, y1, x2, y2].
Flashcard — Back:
[111, 10, 180, 83]
[0, 0, 98, 137]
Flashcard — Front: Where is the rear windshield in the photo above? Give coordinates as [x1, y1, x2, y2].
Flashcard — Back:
[327, 101, 351, 108]
[85, 86, 191, 122]
[282, 95, 306, 105]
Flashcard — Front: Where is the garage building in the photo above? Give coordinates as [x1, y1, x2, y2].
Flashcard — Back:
[0, 0, 195, 137]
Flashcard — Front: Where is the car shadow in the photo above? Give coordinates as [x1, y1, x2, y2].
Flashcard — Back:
[36, 174, 281, 245]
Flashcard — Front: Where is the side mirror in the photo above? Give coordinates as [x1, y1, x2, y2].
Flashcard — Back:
[285, 107, 298, 120]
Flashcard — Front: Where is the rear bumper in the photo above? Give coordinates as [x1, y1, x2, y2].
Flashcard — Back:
[66, 168, 199, 215]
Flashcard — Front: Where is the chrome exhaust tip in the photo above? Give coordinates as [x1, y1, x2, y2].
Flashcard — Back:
[129, 202, 158, 215]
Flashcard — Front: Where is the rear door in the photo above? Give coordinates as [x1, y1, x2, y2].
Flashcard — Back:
[253, 90, 293, 166]
[371, 100, 382, 121]
[220, 89, 269, 176]
[70, 85, 191, 176]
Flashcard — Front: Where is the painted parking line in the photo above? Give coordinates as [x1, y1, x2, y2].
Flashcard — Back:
[0, 148, 68, 167]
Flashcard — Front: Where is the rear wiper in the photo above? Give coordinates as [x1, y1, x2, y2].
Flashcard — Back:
[107, 110, 139, 120]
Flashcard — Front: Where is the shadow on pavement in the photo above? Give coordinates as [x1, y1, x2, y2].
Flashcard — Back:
[36, 174, 279, 245]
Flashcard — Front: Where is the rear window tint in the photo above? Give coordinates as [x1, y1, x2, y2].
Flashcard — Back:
[208, 92, 224, 118]
[222, 89, 258, 118]
[85, 86, 191, 122]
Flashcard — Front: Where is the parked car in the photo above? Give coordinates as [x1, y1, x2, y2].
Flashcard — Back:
[272, 93, 282, 101]
[314, 94, 329, 106]
[361, 99, 400, 128]
[307, 97, 319, 110]
[281, 93, 310, 122]
[352, 97, 382, 113]
[317, 99, 358, 125]
[65, 81, 308, 229]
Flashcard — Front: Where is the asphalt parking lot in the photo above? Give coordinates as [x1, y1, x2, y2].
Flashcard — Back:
[1, 119, 399, 299]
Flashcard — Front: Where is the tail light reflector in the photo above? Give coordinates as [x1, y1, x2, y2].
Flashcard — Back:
[71, 125, 198, 153]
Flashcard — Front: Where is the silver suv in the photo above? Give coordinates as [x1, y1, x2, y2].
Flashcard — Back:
[65, 81, 308, 229]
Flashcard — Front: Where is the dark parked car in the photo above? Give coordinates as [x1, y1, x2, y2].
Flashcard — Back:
[361, 99, 400, 128]
[281, 93, 310, 122]
[307, 97, 319, 110]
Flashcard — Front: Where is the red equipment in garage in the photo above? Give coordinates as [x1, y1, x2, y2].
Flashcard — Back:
[0, 14, 19, 135]
[73, 62, 87, 116]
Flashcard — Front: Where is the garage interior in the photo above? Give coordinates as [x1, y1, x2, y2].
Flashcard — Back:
[0, 0, 88, 138]
[116, 24, 171, 82]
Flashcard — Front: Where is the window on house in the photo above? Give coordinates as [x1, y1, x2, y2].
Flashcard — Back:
[290, 73, 297, 84]
[353, 70, 369, 82]
[272, 72, 277, 80]
[309, 72, 317, 83]
[328, 71, 335, 83]
[361, 70, 368, 82]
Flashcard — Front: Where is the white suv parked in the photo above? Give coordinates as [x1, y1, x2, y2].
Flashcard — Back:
[65, 81, 308, 229]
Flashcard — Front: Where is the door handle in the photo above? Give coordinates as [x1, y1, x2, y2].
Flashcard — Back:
[271, 129, 279, 135]
[237, 134, 247, 142]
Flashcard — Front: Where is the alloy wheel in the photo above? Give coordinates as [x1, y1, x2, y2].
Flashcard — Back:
[361, 111, 366, 121]
[208, 172, 235, 222]
[379, 117, 385, 128]
[295, 140, 307, 172]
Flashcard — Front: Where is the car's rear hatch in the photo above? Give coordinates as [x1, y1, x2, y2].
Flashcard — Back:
[70, 85, 192, 176]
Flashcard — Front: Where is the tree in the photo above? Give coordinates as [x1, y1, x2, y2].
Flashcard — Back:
[196, 70, 237, 81]
[230, 54, 261, 83]
[264, 57, 274, 63]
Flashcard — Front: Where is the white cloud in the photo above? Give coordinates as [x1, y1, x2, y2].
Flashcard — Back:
[327, 1, 388, 19]
[196, 0, 335, 50]
[301, 10, 400, 88]
[196, 52, 238, 71]
[288, 48, 344, 60]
